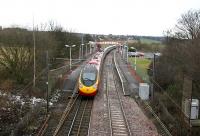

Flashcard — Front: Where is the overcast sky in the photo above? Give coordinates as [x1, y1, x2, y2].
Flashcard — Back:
[0, 0, 200, 36]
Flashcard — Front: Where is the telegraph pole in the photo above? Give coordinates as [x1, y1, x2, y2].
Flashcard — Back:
[85, 43, 88, 56]
[46, 51, 49, 113]
[33, 16, 36, 91]
[153, 53, 156, 79]
[81, 34, 84, 58]
[151, 53, 156, 100]
[79, 44, 81, 61]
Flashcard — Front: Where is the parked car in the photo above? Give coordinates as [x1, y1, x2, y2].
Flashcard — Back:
[128, 51, 144, 57]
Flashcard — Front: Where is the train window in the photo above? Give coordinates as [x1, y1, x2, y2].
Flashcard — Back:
[83, 73, 96, 81]
[81, 65, 98, 86]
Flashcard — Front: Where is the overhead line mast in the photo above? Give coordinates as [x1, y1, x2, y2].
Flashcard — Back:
[33, 16, 36, 91]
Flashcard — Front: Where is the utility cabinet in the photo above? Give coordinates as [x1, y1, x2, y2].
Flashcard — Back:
[184, 99, 199, 119]
[139, 83, 149, 100]
[191, 99, 199, 119]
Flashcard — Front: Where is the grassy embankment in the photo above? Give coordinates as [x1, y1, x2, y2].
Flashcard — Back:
[128, 57, 151, 83]
[128, 38, 163, 82]
[140, 38, 161, 44]
[138, 38, 165, 52]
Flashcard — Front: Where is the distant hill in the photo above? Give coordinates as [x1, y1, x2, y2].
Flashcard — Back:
[139, 38, 162, 44]
[69, 33, 165, 44]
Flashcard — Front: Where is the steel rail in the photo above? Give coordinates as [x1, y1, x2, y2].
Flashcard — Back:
[87, 100, 93, 136]
[52, 94, 79, 136]
[76, 99, 89, 136]
[113, 51, 126, 96]
[114, 50, 171, 136]
[36, 114, 51, 136]
[112, 53, 132, 136]
[143, 101, 172, 136]
[67, 96, 83, 136]
[106, 71, 113, 136]
[104, 52, 131, 136]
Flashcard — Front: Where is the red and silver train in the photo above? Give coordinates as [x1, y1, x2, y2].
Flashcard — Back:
[78, 52, 102, 96]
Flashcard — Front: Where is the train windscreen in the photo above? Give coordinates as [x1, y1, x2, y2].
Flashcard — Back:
[81, 65, 97, 86]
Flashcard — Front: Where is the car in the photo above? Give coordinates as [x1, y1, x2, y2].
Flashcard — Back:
[128, 51, 144, 57]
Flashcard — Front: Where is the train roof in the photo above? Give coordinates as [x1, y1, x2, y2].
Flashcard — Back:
[88, 60, 98, 65]
[83, 64, 98, 72]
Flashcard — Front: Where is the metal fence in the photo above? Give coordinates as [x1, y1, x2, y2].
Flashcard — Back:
[129, 60, 200, 135]
[150, 78, 191, 136]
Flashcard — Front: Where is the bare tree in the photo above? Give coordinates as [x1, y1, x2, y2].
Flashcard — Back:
[48, 20, 63, 32]
[175, 10, 200, 40]
[0, 46, 32, 84]
[155, 9, 200, 86]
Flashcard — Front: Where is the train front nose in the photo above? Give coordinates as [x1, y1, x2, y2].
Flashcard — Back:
[79, 64, 98, 96]
[79, 83, 97, 96]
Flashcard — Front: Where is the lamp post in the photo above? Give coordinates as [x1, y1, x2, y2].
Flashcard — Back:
[65, 45, 76, 70]
[89, 41, 95, 54]
[79, 45, 81, 61]
[81, 43, 84, 59]
[134, 49, 137, 70]
[130, 47, 137, 71]
[151, 53, 160, 100]
[86, 42, 92, 56]
[88, 41, 92, 54]
[85, 43, 88, 56]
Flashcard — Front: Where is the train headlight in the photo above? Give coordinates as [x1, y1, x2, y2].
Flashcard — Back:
[92, 83, 97, 89]
[79, 82, 83, 88]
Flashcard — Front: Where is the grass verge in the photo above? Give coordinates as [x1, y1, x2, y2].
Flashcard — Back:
[128, 57, 151, 82]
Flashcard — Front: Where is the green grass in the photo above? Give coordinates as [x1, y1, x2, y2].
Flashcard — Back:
[128, 57, 151, 82]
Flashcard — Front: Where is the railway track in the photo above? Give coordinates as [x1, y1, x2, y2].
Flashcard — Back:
[37, 49, 119, 136]
[56, 95, 93, 136]
[37, 91, 72, 136]
[37, 91, 93, 136]
[104, 51, 131, 136]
